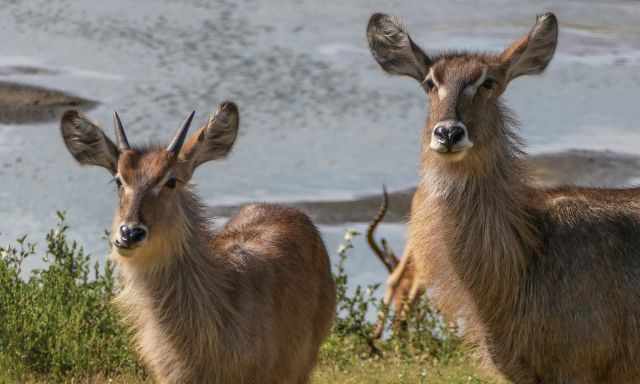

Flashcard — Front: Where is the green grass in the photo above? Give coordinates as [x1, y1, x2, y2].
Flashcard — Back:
[314, 356, 498, 384]
[0, 214, 502, 383]
[0, 360, 498, 384]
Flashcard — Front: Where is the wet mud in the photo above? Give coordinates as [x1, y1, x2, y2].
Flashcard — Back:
[0, 81, 96, 124]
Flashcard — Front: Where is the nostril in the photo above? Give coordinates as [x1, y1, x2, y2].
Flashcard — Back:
[128, 227, 147, 243]
[433, 126, 449, 144]
[119, 225, 130, 239]
[448, 126, 465, 145]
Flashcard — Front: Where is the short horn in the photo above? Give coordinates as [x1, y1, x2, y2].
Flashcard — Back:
[113, 111, 131, 151]
[167, 110, 195, 156]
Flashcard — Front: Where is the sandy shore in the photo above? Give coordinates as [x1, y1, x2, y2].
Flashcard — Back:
[209, 150, 640, 224]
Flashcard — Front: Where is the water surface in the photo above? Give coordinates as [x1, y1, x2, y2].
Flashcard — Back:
[0, 0, 639, 286]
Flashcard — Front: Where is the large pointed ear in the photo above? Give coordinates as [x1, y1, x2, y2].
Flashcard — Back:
[60, 110, 119, 174]
[367, 13, 431, 82]
[178, 102, 239, 177]
[500, 13, 558, 82]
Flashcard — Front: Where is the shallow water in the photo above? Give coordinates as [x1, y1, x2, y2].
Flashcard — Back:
[0, 0, 639, 286]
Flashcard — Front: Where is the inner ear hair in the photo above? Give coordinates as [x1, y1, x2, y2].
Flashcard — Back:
[501, 12, 558, 81]
[367, 13, 431, 81]
[179, 102, 239, 173]
[60, 110, 119, 174]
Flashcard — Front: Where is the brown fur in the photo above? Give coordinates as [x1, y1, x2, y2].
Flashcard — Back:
[60, 103, 336, 384]
[368, 12, 640, 383]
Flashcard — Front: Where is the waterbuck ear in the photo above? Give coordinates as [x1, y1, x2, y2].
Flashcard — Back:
[367, 13, 431, 82]
[179, 102, 239, 175]
[60, 110, 119, 174]
[500, 12, 558, 82]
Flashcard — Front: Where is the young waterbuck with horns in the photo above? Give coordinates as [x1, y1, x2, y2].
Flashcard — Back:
[368, 12, 640, 383]
[60, 103, 336, 384]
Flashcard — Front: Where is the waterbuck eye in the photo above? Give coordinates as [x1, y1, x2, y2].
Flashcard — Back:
[165, 177, 177, 189]
[114, 177, 123, 189]
[482, 78, 496, 90]
[424, 78, 436, 92]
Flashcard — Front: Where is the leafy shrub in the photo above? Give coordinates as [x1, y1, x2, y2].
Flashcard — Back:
[0, 212, 142, 382]
[0, 215, 461, 382]
[320, 230, 461, 368]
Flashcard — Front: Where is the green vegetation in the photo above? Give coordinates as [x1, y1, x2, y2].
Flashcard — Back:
[0, 213, 141, 382]
[0, 214, 499, 383]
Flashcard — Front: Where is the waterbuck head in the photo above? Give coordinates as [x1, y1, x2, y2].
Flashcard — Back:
[367, 13, 558, 165]
[61, 102, 239, 261]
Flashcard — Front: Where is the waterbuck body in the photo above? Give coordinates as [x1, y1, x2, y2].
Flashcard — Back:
[368, 12, 640, 383]
[60, 103, 336, 384]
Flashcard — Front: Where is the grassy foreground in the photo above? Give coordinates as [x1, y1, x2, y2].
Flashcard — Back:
[0, 214, 501, 383]
[313, 355, 499, 384]
[0, 359, 497, 384]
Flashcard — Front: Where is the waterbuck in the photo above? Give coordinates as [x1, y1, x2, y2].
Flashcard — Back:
[367, 12, 640, 383]
[60, 103, 336, 384]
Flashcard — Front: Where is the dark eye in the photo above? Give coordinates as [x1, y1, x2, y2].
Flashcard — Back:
[482, 78, 496, 90]
[424, 78, 436, 92]
[114, 177, 123, 189]
[165, 177, 177, 189]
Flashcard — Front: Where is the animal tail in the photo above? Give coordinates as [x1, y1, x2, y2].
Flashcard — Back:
[366, 185, 399, 273]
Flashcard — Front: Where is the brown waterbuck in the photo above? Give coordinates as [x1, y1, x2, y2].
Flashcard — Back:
[368, 12, 640, 383]
[60, 103, 336, 384]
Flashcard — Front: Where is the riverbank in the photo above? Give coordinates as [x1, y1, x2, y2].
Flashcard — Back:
[0, 80, 95, 124]
[209, 149, 640, 224]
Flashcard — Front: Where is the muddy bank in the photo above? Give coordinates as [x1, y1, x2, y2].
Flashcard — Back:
[209, 150, 640, 224]
[0, 81, 96, 124]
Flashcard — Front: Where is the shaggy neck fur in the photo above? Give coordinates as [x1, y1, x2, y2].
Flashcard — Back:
[422, 103, 540, 324]
[113, 188, 241, 382]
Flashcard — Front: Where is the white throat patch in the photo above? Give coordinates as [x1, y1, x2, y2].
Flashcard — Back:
[422, 168, 468, 200]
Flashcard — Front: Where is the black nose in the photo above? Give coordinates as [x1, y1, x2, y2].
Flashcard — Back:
[119, 224, 147, 245]
[433, 124, 466, 148]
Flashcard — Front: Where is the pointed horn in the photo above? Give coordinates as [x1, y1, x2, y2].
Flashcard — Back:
[113, 111, 131, 151]
[167, 110, 195, 156]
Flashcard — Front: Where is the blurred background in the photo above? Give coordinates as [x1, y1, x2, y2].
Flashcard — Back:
[1, 0, 640, 288]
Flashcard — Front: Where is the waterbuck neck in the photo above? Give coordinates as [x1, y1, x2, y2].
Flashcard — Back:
[115, 188, 240, 362]
[422, 110, 540, 323]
